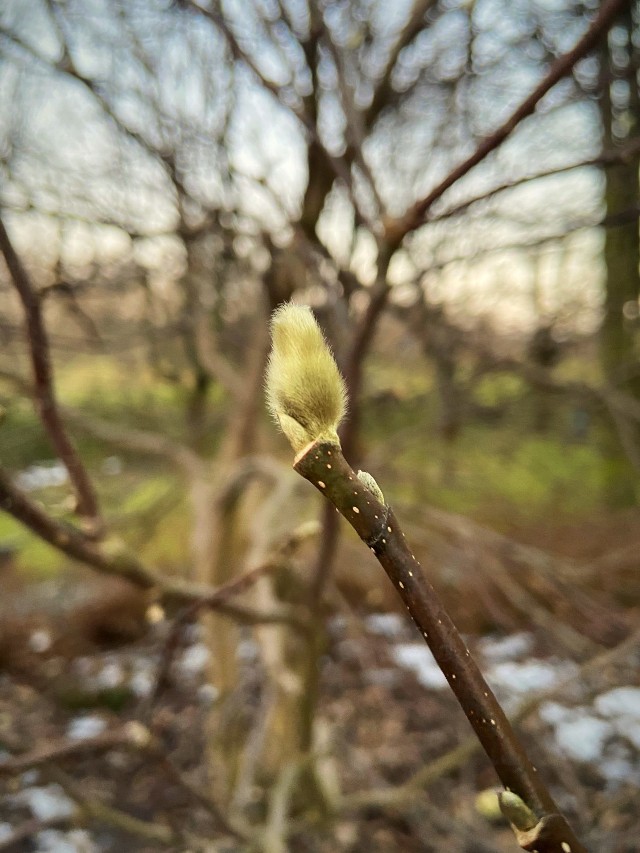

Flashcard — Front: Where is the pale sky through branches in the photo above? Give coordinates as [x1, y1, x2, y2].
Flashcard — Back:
[0, 0, 615, 333]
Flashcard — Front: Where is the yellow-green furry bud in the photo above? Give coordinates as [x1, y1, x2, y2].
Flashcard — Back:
[266, 303, 348, 454]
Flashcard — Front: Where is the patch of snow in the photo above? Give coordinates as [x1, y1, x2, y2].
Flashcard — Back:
[595, 687, 640, 720]
[538, 701, 574, 725]
[16, 784, 76, 821]
[178, 642, 211, 676]
[486, 658, 579, 696]
[552, 712, 614, 763]
[21, 770, 39, 786]
[392, 643, 448, 689]
[36, 829, 98, 852]
[130, 667, 155, 698]
[95, 661, 125, 690]
[197, 683, 220, 706]
[29, 629, 52, 654]
[236, 639, 259, 662]
[599, 755, 639, 784]
[539, 698, 640, 783]
[478, 632, 534, 662]
[365, 613, 406, 639]
[328, 614, 348, 634]
[66, 715, 107, 741]
[16, 462, 68, 491]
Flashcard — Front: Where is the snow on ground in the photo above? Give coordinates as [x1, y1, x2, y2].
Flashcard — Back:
[366, 616, 640, 786]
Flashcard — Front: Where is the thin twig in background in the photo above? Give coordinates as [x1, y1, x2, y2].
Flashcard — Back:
[0, 723, 150, 777]
[0, 215, 102, 534]
[0, 465, 306, 633]
[391, 0, 628, 243]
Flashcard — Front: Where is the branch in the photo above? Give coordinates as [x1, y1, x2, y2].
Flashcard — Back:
[46, 765, 177, 845]
[0, 215, 102, 533]
[0, 465, 158, 588]
[185, 1, 373, 229]
[364, 0, 438, 129]
[388, 0, 628, 245]
[483, 357, 640, 471]
[0, 23, 187, 211]
[0, 715, 249, 842]
[0, 723, 151, 777]
[342, 246, 396, 459]
[0, 816, 72, 852]
[431, 136, 640, 223]
[146, 527, 316, 711]
[408, 201, 640, 279]
[0, 465, 306, 632]
[293, 440, 587, 852]
[265, 299, 590, 852]
[62, 407, 201, 478]
[345, 621, 640, 811]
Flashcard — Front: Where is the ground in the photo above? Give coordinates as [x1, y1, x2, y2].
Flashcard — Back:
[1, 510, 639, 852]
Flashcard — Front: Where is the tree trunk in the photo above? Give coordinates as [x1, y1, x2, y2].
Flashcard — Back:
[599, 7, 640, 504]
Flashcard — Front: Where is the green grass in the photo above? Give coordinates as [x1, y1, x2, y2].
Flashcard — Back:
[361, 364, 616, 524]
[0, 511, 66, 577]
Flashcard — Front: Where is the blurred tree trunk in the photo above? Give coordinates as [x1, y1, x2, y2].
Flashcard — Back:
[600, 6, 640, 504]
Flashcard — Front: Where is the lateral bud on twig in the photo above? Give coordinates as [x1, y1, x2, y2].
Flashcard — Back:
[356, 470, 385, 505]
[499, 791, 539, 832]
[265, 303, 347, 453]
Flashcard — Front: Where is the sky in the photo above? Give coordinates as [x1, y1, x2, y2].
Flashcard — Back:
[0, 0, 620, 334]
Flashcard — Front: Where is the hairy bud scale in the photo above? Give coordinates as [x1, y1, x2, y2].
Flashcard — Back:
[266, 304, 347, 453]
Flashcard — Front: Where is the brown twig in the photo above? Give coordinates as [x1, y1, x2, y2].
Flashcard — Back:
[0, 215, 102, 533]
[46, 764, 178, 845]
[0, 465, 306, 632]
[145, 560, 288, 712]
[0, 709, 248, 842]
[430, 136, 640, 223]
[293, 439, 588, 853]
[188, 0, 371, 229]
[0, 723, 150, 777]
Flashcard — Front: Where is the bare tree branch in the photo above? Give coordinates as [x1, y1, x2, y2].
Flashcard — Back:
[0, 723, 151, 778]
[0, 464, 306, 632]
[431, 136, 640, 223]
[0, 215, 102, 533]
[389, 0, 628, 244]
[364, 0, 438, 129]
[294, 439, 587, 852]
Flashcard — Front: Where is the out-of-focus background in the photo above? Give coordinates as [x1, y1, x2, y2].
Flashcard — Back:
[0, 1, 639, 851]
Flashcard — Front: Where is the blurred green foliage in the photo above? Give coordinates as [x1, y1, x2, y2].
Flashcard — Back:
[0, 352, 633, 580]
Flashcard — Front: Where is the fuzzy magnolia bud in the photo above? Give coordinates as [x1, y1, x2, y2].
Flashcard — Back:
[266, 303, 347, 454]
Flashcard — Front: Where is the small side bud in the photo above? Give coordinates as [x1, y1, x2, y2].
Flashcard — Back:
[498, 791, 538, 832]
[357, 470, 385, 504]
[266, 304, 347, 453]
